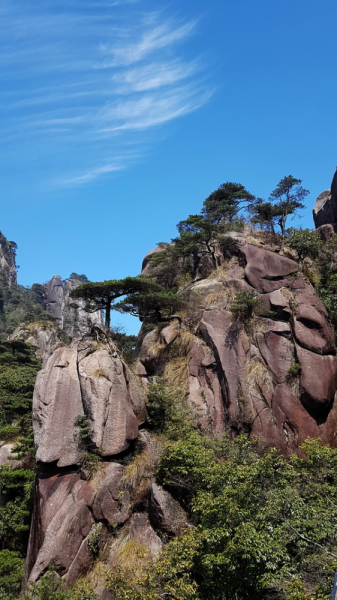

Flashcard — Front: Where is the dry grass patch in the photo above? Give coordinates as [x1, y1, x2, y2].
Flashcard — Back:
[205, 286, 236, 310]
[247, 361, 274, 396]
[121, 449, 154, 501]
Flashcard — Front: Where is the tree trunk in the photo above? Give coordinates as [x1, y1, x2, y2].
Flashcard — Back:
[105, 302, 111, 330]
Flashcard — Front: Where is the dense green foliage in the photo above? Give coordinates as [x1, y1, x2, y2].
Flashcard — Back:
[287, 229, 323, 267]
[0, 550, 25, 600]
[0, 341, 40, 599]
[0, 341, 39, 446]
[157, 434, 337, 599]
[21, 570, 99, 600]
[0, 279, 50, 338]
[103, 378, 337, 599]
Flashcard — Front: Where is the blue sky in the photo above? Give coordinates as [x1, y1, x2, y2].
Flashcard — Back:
[2, 0, 337, 333]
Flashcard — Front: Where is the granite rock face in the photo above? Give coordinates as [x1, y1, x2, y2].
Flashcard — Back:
[45, 275, 102, 337]
[33, 338, 146, 467]
[24, 462, 132, 586]
[138, 239, 337, 453]
[10, 322, 62, 366]
[313, 170, 337, 229]
[26, 335, 148, 588]
[0, 231, 17, 286]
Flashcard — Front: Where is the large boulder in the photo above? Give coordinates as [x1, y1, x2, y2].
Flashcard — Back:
[25, 461, 131, 585]
[33, 339, 146, 467]
[33, 346, 84, 467]
[149, 483, 188, 536]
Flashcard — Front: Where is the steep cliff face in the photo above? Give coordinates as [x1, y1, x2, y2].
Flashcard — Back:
[0, 231, 17, 286]
[10, 276, 103, 365]
[138, 235, 337, 453]
[24, 335, 160, 587]
[45, 275, 102, 337]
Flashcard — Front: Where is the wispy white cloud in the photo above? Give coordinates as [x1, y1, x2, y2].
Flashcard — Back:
[61, 162, 125, 185]
[103, 18, 197, 66]
[0, 4, 214, 185]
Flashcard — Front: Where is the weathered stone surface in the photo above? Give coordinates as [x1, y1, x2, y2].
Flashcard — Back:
[129, 513, 163, 558]
[187, 339, 225, 434]
[296, 345, 337, 417]
[92, 463, 131, 525]
[238, 244, 298, 293]
[44, 275, 102, 338]
[313, 170, 337, 229]
[149, 483, 188, 536]
[33, 338, 146, 465]
[256, 321, 294, 384]
[65, 537, 92, 588]
[26, 469, 94, 583]
[25, 460, 132, 585]
[160, 320, 180, 345]
[10, 322, 62, 366]
[138, 329, 160, 374]
[259, 288, 292, 320]
[63, 278, 102, 338]
[198, 309, 250, 422]
[33, 346, 84, 467]
[78, 343, 139, 456]
[317, 223, 335, 241]
[138, 236, 337, 450]
[45, 275, 64, 325]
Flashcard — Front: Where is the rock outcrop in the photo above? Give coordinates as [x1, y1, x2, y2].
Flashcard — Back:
[45, 275, 102, 337]
[0, 230, 17, 286]
[313, 169, 337, 230]
[139, 237, 337, 453]
[10, 276, 104, 365]
[25, 335, 154, 588]
[10, 321, 62, 366]
[33, 338, 146, 467]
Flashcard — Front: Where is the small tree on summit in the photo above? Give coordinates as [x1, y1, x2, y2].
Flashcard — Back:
[173, 214, 220, 269]
[202, 182, 255, 225]
[70, 277, 162, 329]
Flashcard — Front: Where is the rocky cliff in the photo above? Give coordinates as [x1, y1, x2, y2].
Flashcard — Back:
[45, 275, 102, 338]
[10, 275, 103, 365]
[21, 229, 337, 597]
[138, 234, 337, 453]
[0, 230, 17, 287]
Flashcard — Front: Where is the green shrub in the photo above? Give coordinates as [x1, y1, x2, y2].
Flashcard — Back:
[0, 549, 24, 600]
[230, 290, 263, 322]
[287, 229, 323, 267]
[156, 435, 337, 599]
[287, 363, 302, 378]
